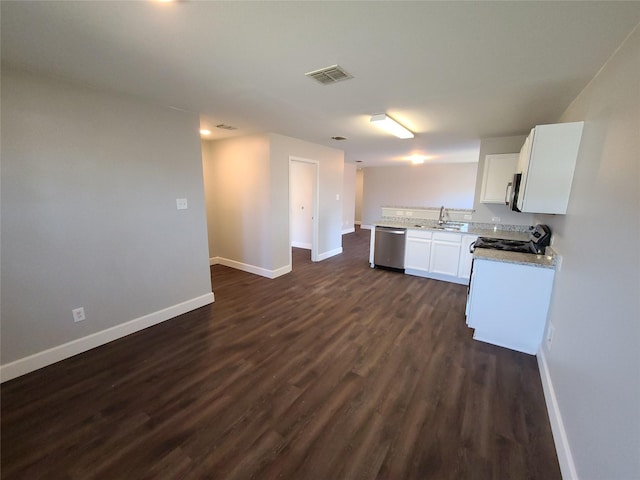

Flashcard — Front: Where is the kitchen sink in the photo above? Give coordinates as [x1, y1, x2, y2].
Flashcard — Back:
[413, 223, 463, 231]
[433, 225, 462, 231]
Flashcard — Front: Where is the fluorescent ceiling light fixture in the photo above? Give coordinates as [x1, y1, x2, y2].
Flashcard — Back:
[410, 156, 425, 164]
[199, 129, 211, 135]
[370, 114, 414, 139]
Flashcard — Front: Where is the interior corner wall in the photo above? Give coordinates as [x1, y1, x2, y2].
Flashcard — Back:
[1, 67, 213, 370]
[355, 168, 364, 224]
[201, 140, 217, 259]
[536, 25, 640, 480]
[361, 162, 478, 226]
[342, 163, 357, 233]
[269, 133, 344, 265]
[202, 134, 272, 270]
[472, 135, 536, 226]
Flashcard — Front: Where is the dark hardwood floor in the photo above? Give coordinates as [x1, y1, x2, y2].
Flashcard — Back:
[1, 227, 561, 479]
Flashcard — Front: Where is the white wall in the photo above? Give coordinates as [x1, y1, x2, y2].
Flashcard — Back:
[202, 133, 344, 276]
[202, 134, 273, 271]
[361, 162, 478, 225]
[342, 162, 356, 233]
[270, 133, 344, 264]
[1, 68, 213, 375]
[537, 26, 639, 480]
[355, 168, 364, 224]
[472, 135, 536, 225]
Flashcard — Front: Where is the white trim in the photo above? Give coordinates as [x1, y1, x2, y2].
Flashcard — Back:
[0, 293, 215, 383]
[355, 220, 362, 225]
[211, 256, 291, 279]
[317, 247, 342, 261]
[360, 224, 373, 230]
[291, 241, 312, 250]
[342, 227, 355, 235]
[537, 349, 579, 480]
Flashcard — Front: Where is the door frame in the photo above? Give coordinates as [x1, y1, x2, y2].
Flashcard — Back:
[289, 156, 319, 264]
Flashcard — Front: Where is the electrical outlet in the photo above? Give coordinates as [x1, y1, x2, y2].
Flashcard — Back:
[73, 307, 86, 323]
[464, 214, 472, 220]
[176, 198, 188, 210]
[546, 323, 554, 349]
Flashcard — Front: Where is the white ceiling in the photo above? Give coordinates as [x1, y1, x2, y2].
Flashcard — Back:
[2, 1, 640, 166]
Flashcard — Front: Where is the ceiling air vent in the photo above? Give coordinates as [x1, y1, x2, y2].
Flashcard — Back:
[216, 124, 237, 130]
[305, 65, 353, 85]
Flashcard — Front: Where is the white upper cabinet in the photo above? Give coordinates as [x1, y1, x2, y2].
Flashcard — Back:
[479, 153, 519, 204]
[516, 122, 584, 214]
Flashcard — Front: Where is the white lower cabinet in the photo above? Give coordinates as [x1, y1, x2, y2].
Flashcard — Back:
[405, 230, 475, 285]
[466, 258, 555, 354]
[404, 230, 431, 273]
[429, 232, 461, 276]
[458, 235, 478, 279]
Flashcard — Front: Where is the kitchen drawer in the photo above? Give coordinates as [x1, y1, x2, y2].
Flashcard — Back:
[432, 231, 461, 243]
[406, 229, 432, 239]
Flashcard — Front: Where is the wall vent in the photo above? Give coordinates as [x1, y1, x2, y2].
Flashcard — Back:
[216, 124, 237, 130]
[305, 65, 353, 85]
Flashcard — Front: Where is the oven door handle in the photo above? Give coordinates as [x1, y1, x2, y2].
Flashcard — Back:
[469, 241, 476, 254]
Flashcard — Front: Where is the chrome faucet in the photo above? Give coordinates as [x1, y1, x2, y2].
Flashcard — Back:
[438, 206, 448, 225]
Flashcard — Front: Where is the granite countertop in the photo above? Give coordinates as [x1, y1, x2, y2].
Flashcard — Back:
[373, 220, 530, 241]
[473, 248, 556, 269]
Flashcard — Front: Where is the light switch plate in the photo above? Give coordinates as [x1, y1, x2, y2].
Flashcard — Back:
[176, 198, 188, 210]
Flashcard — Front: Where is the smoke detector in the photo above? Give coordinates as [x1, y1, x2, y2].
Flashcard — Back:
[305, 65, 353, 85]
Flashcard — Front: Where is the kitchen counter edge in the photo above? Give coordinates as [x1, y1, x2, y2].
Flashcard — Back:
[472, 248, 556, 269]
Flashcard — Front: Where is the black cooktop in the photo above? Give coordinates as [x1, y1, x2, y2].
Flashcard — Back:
[474, 237, 536, 253]
[473, 225, 551, 255]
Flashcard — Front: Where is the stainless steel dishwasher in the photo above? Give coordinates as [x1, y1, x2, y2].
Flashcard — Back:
[374, 226, 406, 270]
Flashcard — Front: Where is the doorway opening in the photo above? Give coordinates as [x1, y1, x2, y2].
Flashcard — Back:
[289, 156, 319, 268]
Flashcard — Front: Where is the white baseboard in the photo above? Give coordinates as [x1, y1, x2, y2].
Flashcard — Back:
[360, 224, 373, 230]
[317, 247, 342, 261]
[0, 292, 215, 383]
[342, 227, 355, 235]
[210, 256, 291, 279]
[537, 349, 579, 480]
[291, 241, 312, 250]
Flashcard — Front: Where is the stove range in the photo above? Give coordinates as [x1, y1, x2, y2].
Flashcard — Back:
[472, 224, 551, 255]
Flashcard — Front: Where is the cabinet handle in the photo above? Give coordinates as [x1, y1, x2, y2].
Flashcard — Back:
[505, 182, 513, 206]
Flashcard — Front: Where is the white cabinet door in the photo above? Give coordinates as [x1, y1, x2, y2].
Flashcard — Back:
[466, 258, 555, 354]
[404, 236, 431, 272]
[517, 122, 584, 214]
[479, 154, 519, 204]
[457, 235, 478, 279]
[429, 233, 461, 276]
